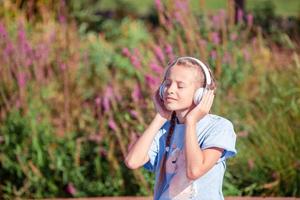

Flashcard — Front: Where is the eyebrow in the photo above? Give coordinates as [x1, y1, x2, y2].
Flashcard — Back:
[165, 78, 187, 84]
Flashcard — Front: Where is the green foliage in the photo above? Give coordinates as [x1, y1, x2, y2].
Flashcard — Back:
[230, 66, 300, 196]
[0, 109, 131, 198]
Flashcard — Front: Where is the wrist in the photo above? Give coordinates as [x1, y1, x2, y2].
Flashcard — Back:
[186, 119, 197, 126]
[186, 114, 206, 125]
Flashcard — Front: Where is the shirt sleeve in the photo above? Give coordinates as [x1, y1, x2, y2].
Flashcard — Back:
[143, 122, 168, 172]
[201, 119, 237, 163]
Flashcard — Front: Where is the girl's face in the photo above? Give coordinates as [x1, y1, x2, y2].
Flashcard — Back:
[163, 64, 200, 111]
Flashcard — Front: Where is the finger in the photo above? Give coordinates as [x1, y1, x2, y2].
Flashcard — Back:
[201, 89, 212, 105]
[201, 90, 214, 109]
[207, 92, 215, 108]
[209, 92, 214, 103]
[207, 90, 214, 101]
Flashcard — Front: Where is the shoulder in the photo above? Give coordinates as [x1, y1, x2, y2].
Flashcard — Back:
[206, 114, 234, 128]
[198, 114, 237, 154]
[196, 114, 235, 135]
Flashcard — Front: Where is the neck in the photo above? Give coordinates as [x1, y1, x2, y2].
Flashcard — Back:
[175, 108, 193, 124]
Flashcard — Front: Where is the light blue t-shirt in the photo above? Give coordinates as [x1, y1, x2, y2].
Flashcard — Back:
[143, 114, 237, 200]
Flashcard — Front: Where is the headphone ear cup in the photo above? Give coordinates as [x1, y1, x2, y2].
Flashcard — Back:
[194, 88, 205, 105]
[159, 83, 165, 100]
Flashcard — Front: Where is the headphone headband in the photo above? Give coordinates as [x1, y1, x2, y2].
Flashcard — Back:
[163, 56, 212, 88]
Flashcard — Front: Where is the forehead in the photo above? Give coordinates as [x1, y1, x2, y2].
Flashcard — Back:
[165, 65, 197, 83]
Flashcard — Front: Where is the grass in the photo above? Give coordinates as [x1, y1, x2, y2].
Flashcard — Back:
[190, 0, 300, 17]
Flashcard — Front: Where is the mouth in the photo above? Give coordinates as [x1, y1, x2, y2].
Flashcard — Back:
[166, 97, 177, 102]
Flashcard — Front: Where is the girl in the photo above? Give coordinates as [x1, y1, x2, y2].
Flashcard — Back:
[125, 56, 237, 200]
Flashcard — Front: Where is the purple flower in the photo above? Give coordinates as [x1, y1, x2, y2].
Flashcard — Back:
[95, 97, 101, 106]
[105, 86, 114, 98]
[4, 42, 14, 57]
[49, 30, 56, 43]
[115, 92, 122, 102]
[66, 183, 76, 195]
[210, 50, 217, 60]
[17, 22, 26, 43]
[88, 134, 102, 143]
[25, 58, 33, 67]
[145, 74, 159, 90]
[212, 9, 226, 29]
[36, 44, 49, 61]
[17, 72, 26, 89]
[60, 63, 67, 71]
[108, 118, 117, 131]
[165, 44, 173, 54]
[150, 62, 163, 74]
[175, 0, 188, 12]
[251, 38, 257, 47]
[127, 131, 139, 151]
[237, 131, 249, 137]
[15, 99, 21, 109]
[130, 56, 141, 69]
[134, 48, 141, 58]
[230, 33, 238, 41]
[222, 52, 231, 63]
[129, 109, 138, 119]
[17, 22, 31, 57]
[211, 32, 220, 45]
[155, 0, 163, 12]
[198, 39, 207, 48]
[102, 96, 110, 112]
[99, 147, 108, 157]
[174, 11, 183, 24]
[0, 23, 7, 39]
[59, 14, 66, 24]
[131, 85, 142, 102]
[237, 9, 243, 23]
[130, 131, 138, 142]
[243, 49, 250, 61]
[122, 47, 131, 57]
[102, 86, 114, 112]
[59, 0, 67, 24]
[212, 15, 221, 29]
[248, 159, 255, 170]
[247, 13, 253, 27]
[219, 9, 226, 19]
[165, 19, 173, 30]
[165, 44, 174, 61]
[154, 46, 165, 63]
[272, 172, 279, 179]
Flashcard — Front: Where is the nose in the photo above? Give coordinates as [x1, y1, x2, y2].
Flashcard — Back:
[166, 82, 176, 95]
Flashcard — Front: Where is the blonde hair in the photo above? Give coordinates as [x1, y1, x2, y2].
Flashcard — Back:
[162, 57, 217, 90]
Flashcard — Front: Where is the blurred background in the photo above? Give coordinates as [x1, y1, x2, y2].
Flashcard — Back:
[0, 0, 299, 199]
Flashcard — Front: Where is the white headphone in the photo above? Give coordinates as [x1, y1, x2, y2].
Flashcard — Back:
[159, 56, 212, 105]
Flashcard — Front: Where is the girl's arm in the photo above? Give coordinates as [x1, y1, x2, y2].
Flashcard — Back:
[125, 113, 167, 169]
[125, 89, 171, 169]
[184, 120, 224, 180]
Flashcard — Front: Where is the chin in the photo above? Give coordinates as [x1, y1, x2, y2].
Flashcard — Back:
[165, 103, 189, 112]
[165, 103, 176, 111]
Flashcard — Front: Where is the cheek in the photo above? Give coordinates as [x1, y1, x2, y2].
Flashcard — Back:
[179, 90, 194, 103]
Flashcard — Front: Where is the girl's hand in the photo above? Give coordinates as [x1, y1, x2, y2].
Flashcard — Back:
[186, 89, 215, 124]
[152, 89, 172, 120]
